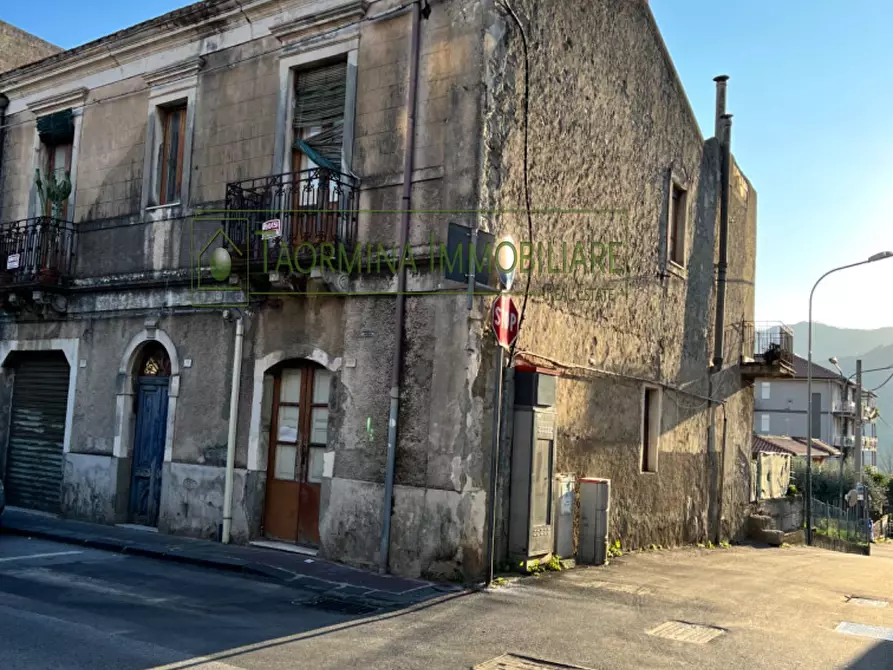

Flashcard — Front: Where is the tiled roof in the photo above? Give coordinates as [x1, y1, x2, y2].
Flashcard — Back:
[752, 434, 841, 458]
[791, 355, 843, 380]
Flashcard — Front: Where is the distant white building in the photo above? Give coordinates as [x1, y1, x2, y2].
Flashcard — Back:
[753, 355, 879, 467]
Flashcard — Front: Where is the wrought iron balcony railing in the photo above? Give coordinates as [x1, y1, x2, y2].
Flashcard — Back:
[832, 400, 857, 415]
[224, 167, 359, 271]
[0, 216, 77, 289]
[742, 321, 795, 372]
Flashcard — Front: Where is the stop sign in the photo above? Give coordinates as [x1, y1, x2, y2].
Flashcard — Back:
[492, 295, 520, 348]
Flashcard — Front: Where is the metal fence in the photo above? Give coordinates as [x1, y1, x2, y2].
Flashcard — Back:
[812, 497, 871, 545]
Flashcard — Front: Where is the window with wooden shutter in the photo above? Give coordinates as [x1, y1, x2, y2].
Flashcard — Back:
[292, 60, 348, 172]
[158, 103, 187, 205]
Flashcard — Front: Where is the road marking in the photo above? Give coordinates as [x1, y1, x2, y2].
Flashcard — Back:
[0, 550, 83, 563]
[12, 568, 175, 604]
[836, 622, 893, 641]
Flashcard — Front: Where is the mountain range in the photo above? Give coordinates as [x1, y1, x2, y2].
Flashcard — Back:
[789, 322, 893, 470]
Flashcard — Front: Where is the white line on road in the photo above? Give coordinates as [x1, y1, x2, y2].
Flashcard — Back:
[0, 550, 83, 563]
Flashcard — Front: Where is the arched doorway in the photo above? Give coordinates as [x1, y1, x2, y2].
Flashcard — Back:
[263, 359, 332, 547]
[129, 342, 172, 526]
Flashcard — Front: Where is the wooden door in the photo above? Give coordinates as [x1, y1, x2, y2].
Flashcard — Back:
[263, 363, 332, 546]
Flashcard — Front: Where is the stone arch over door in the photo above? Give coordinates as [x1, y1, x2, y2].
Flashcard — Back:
[113, 326, 180, 463]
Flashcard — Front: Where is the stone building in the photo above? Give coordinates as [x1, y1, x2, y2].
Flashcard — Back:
[0, 0, 788, 580]
[0, 21, 61, 74]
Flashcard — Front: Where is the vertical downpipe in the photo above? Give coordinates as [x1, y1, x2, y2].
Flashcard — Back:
[0, 93, 9, 219]
[380, 0, 422, 575]
[222, 316, 244, 544]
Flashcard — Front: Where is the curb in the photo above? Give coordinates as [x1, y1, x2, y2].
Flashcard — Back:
[2, 523, 266, 579]
[2, 521, 465, 607]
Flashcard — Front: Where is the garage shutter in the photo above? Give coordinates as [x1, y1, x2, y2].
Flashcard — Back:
[5, 352, 69, 512]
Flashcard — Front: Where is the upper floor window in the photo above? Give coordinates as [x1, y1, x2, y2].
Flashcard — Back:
[668, 181, 687, 268]
[36, 108, 76, 220]
[292, 59, 348, 173]
[157, 103, 187, 206]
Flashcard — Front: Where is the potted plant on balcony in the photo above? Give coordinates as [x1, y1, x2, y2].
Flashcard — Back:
[34, 168, 70, 286]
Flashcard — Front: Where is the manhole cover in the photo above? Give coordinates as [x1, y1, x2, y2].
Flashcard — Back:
[474, 654, 594, 670]
[647, 621, 726, 644]
[846, 596, 888, 608]
[836, 622, 893, 641]
[293, 596, 378, 616]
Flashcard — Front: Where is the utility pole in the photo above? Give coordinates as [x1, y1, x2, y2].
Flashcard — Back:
[855, 360, 863, 480]
[854, 360, 865, 531]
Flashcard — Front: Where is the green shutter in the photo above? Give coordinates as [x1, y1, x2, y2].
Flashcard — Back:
[36, 109, 75, 145]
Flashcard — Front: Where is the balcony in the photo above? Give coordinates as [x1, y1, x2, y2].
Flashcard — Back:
[833, 435, 855, 449]
[0, 216, 77, 312]
[224, 167, 359, 288]
[861, 436, 878, 450]
[832, 400, 857, 416]
[740, 321, 795, 378]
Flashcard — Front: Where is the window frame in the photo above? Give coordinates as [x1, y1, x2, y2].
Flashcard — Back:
[43, 141, 73, 219]
[140, 62, 200, 216]
[640, 385, 662, 474]
[274, 40, 359, 181]
[157, 103, 188, 207]
[667, 179, 688, 269]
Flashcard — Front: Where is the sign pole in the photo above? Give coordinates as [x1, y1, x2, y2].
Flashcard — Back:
[486, 339, 505, 586]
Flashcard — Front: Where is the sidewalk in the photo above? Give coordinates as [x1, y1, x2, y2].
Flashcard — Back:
[0, 507, 461, 608]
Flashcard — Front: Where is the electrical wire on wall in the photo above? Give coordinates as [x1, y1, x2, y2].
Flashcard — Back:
[495, 0, 532, 362]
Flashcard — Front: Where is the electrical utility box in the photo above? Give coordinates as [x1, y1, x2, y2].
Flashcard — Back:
[579, 478, 610, 565]
[509, 406, 557, 561]
[553, 473, 576, 560]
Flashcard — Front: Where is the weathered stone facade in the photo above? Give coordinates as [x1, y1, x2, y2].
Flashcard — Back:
[0, 21, 60, 74]
[0, 0, 760, 580]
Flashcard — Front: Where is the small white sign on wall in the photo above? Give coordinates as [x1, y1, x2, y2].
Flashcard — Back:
[6, 253, 20, 270]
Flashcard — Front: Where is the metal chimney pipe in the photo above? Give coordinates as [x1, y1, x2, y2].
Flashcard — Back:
[713, 75, 729, 139]
[712, 113, 733, 371]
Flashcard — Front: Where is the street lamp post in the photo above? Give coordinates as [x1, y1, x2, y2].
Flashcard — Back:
[806, 251, 893, 545]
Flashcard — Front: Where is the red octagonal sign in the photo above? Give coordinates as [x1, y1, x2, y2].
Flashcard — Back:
[492, 295, 520, 348]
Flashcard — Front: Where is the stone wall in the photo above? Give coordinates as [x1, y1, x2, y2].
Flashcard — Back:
[480, 0, 758, 553]
[0, 21, 60, 74]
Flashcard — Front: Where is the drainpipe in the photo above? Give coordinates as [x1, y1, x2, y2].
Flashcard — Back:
[379, 0, 423, 575]
[712, 111, 732, 371]
[0, 93, 9, 219]
[222, 315, 244, 544]
[713, 75, 728, 140]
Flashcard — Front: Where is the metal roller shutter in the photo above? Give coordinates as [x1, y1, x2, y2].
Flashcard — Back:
[4, 352, 69, 512]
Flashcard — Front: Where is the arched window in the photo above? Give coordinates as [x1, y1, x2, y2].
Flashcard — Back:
[137, 342, 172, 378]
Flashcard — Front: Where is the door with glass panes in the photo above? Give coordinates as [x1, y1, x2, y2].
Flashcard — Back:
[263, 362, 331, 546]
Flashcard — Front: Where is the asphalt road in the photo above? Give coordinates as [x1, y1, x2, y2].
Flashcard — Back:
[0, 534, 359, 670]
[2, 532, 893, 669]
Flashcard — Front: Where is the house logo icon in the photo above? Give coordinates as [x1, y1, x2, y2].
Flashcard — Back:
[198, 227, 242, 285]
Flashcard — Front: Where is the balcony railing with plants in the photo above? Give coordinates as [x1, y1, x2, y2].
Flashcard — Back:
[224, 167, 359, 272]
[0, 216, 77, 289]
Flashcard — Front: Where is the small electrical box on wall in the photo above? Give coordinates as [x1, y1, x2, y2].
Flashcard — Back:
[509, 405, 557, 562]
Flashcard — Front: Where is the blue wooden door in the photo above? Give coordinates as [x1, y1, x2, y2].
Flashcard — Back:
[130, 377, 169, 526]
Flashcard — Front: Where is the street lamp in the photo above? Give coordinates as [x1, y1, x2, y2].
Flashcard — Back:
[806, 251, 893, 545]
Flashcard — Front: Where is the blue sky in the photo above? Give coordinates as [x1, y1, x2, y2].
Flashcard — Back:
[4, 1, 891, 330]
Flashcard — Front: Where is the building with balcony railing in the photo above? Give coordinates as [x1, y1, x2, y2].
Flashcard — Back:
[0, 0, 766, 579]
[754, 355, 880, 467]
